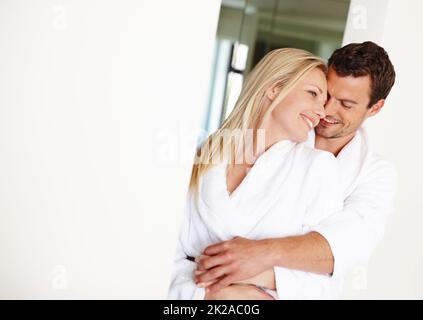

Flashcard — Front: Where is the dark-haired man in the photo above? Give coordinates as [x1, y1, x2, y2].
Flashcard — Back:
[195, 41, 397, 299]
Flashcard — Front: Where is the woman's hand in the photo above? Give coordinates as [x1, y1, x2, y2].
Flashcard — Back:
[204, 284, 274, 300]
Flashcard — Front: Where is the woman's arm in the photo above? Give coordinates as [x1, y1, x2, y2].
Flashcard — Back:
[204, 284, 275, 300]
[195, 261, 275, 289]
[233, 268, 276, 289]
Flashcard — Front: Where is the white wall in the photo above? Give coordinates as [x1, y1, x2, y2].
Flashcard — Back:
[3, 0, 422, 300]
[0, 0, 221, 299]
[341, 0, 423, 299]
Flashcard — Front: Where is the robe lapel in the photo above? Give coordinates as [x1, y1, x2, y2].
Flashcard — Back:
[196, 140, 296, 239]
[336, 127, 371, 198]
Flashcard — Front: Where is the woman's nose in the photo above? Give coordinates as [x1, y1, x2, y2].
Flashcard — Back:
[314, 106, 326, 119]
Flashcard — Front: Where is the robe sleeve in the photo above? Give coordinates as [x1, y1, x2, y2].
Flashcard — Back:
[274, 151, 344, 299]
[167, 193, 206, 300]
[167, 239, 206, 300]
[311, 157, 398, 278]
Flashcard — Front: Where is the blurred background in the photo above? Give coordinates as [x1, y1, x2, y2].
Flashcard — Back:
[203, 0, 350, 135]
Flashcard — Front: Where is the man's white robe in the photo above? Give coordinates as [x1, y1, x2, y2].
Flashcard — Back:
[274, 127, 398, 299]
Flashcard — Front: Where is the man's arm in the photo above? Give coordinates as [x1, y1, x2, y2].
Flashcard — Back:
[195, 232, 333, 292]
[267, 232, 334, 274]
[196, 152, 343, 293]
[196, 158, 397, 293]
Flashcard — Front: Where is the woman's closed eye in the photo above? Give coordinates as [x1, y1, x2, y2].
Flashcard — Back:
[307, 90, 318, 98]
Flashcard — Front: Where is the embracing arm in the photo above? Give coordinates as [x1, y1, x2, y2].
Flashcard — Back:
[264, 158, 397, 278]
[195, 233, 332, 292]
[264, 232, 334, 274]
[267, 156, 398, 298]
[196, 157, 397, 297]
[196, 152, 342, 295]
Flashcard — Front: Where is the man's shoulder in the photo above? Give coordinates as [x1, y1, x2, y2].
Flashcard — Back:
[344, 151, 398, 207]
[362, 152, 398, 183]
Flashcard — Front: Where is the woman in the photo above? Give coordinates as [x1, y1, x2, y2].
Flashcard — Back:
[168, 48, 343, 299]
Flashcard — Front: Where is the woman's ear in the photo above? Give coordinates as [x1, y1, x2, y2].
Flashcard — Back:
[265, 83, 282, 101]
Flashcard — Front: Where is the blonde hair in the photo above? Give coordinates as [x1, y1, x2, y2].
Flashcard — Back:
[190, 48, 326, 190]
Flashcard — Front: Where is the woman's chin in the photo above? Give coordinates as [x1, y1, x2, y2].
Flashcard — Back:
[290, 133, 308, 143]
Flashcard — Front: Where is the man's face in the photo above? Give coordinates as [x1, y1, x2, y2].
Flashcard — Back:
[315, 67, 375, 139]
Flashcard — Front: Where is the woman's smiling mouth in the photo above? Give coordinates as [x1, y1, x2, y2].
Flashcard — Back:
[300, 114, 319, 130]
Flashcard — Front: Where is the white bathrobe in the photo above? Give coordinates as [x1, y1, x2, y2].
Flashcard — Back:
[168, 139, 343, 300]
[273, 126, 398, 299]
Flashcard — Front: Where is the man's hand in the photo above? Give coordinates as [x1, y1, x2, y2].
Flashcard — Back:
[195, 236, 274, 292]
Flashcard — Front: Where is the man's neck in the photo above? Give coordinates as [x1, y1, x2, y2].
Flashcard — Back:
[315, 132, 356, 156]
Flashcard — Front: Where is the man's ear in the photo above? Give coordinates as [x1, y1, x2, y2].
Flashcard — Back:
[366, 99, 385, 118]
[265, 82, 282, 101]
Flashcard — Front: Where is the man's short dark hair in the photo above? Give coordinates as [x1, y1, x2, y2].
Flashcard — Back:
[328, 41, 396, 107]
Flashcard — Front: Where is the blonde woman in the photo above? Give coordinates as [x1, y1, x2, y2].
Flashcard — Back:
[168, 48, 343, 300]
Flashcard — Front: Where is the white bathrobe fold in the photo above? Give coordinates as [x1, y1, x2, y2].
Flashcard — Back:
[168, 140, 343, 300]
[274, 127, 398, 299]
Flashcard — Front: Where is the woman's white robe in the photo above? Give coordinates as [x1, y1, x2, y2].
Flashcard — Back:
[168, 140, 343, 299]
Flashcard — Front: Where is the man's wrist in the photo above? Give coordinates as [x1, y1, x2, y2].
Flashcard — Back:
[260, 238, 285, 269]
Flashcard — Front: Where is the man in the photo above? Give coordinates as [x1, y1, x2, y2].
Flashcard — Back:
[194, 41, 397, 299]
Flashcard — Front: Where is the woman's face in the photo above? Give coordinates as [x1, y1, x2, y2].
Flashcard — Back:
[267, 68, 327, 142]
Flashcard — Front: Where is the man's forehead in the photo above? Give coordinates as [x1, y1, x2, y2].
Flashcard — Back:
[327, 69, 372, 99]
[327, 68, 371, 89]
